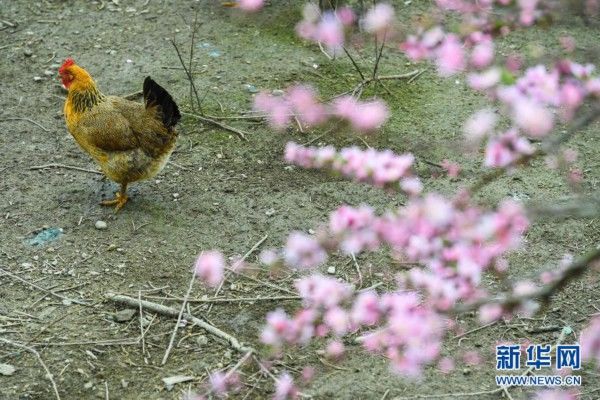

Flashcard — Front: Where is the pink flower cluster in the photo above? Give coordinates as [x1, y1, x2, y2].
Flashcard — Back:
[295, 4, 355, 53]
[284, 142, 420, 193]
[401, 28, 494, 76]
[361, 3, 395, 38]
[261, 274, 447, 376]
[254, 86, 390, 133]
[484, 129, 535, 168]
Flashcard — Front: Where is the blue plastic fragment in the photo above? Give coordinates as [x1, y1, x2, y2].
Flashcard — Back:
[27, 228, 63, 246]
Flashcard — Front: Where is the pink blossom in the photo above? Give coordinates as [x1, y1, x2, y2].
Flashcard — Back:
[325, 340, 346, 359]
[254, 92, 291, 130]
[512, 98, 554, 137]
[273, 373, 298, 400]
[237, 0, 263, 12]
[351, 290, 381, 325]
[436, 34, 465, 76]
[462, 350, 482, 366]
[316, 13, 345, 51]
[438, 357, 455, 373]
[336, 6, 356, 26]
[484, 129, 534, 168]
[362, 3, 395, 35]
[581, 316, 600, 365]
[479, 303, 503, 323]
[464, 108, 497, 142]
[534, 390, 577, 400]
[324, 307, 350, 335]
[467, 68, 500, 90]
[194, 251, 225, 287]
[470, 40, 494, 69]
[287, 85, 326, 127]
[296, 275, 352, 309]
[284, 232, 327, 269]
[441, 159, 461, 178]
[259, 249, 280, 266]
[348, 99, 390, 132]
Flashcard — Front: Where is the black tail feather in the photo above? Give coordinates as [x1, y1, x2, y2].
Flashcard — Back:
[143, 77, 181, 129]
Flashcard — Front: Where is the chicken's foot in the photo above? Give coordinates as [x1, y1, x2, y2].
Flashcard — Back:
[101, 183, 129, 211]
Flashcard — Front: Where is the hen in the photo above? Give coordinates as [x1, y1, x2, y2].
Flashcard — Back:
[59, 58, 181, 211]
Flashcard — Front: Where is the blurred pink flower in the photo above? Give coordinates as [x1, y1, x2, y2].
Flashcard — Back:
[362, 3, 395, 35]
[237, 0, 264, 12]
[464, 108, 497, 142]
[436, 34, 465, 76]
[194, 251, 225, 287]
[581, 316, 600, 365]
[274, 373, 298, 400]
[325, 340, 346, 359]
[284, 232, 327, 269]
[470, 40, 494, 69]
[512, 99, 554, 137]
[438, 357, 455, 373]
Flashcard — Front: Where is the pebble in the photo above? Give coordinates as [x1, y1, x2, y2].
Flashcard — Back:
[114, 309, 137, 322]
[196, 335, 208, 346]
[23, 48, 33, 57]
[327, 266, 336, 275]
[33, 76, 43, 82]
[95, 220, 108, 230]
[0, 363, 16, 376]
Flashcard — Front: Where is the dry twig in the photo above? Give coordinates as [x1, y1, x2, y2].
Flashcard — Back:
[0, 338, 61, 400]
[106, 293, 254, 353]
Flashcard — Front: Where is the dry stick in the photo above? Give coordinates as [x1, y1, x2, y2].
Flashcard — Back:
[161, 270, 197, 365]
[106, 293, 254, 353]
[29, 163, 102, 175]
[372, 30, 387, 80]
[188, 10, 201, 113]
[208, 234, 269, 313]
[147, 295, 300, 304]
[0, 267, 90, 306]
[181, 111, 249, 141]
[0, 117, 49, 132]
[0, 338, 61, 400]
[453, 245, 600, 314]
[138, 290, 148, 364]
[350, 252, 363, 288]
[170, 39, 203, 113]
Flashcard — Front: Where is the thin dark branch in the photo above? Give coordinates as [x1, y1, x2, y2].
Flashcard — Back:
[188, 10, 202, 113]
[342, 46, 365, 81]
[170, 39, 203, 114]
[181, 111, 248, 141]
[453, 246, 600, 314]
[372, 30, 387, 80]
[469, 105, 600, 193]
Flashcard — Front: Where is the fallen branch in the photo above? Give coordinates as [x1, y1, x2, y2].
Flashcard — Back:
[182, 111, 249, 141]
[0, 338, 61, 400]
[106, 293, 255, 354]
[30, 163, 102, 175]
[161, 270, 197, 365]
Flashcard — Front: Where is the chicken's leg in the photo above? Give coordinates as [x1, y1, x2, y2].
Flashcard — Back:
[101, 183, 129, 211]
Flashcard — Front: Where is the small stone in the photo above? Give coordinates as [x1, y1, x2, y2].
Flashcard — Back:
[33, 76, 43, 82]
[84, 381, 93, 389]
[114, 308, 136, 322]
[95, 220, 107, 230]
[21, 262, 33, 268]
[43, 70, 53, 76]
[327, 266, 336, 275]
[462, 368, 471, 375]
[272, 89, 285, 96]
[23, 48, 33, 57]
[172, 193, 179, 199]
[121, 379, 129, 388]
[0, 363, 16, 376]
[265, 208, 276, 216]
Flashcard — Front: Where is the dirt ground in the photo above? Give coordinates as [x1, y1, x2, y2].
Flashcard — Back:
[1, 1, 599, 399]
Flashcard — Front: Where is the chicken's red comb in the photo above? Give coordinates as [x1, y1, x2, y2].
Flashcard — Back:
[59, 58, 75, 74]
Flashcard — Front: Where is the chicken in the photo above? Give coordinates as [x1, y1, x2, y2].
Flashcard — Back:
[58, 58, 181, 211]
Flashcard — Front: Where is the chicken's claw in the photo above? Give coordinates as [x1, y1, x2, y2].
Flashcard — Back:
[101, 192, 129, 212]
